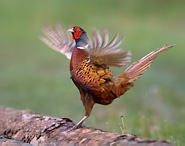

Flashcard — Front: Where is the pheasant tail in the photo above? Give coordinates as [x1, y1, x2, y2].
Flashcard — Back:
[111, 44, 175, 97]
[124, 44, 175, 82]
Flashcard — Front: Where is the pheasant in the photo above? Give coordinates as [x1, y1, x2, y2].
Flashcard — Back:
[40, 24, 174, 130]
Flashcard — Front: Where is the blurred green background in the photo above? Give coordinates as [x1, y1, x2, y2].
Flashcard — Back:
[0, 0, 184, 145]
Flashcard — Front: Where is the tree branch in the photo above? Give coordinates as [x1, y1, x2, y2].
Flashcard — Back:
[0, 106, 172, 146]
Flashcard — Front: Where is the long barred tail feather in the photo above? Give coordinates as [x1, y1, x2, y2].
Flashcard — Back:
[124, 44, 175, 83]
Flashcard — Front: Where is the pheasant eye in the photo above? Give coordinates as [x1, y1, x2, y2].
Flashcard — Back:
[76, 29, 81, 32]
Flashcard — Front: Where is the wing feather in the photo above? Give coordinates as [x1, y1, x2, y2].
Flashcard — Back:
[96, 30, 102, 49]
[92, 29, 98, 49]
[100, 29, 109, 49]
[104, 33, 119, 49]
[39, 24, 75, 59]
[84, 29, 131, 67]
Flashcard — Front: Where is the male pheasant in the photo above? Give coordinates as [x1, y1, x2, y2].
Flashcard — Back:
[40, 24, 174, 130]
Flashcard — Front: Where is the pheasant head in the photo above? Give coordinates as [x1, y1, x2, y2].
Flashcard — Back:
[68, 26, 88, 48]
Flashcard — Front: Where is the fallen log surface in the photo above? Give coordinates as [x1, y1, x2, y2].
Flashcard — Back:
[0, 106, 172, 146]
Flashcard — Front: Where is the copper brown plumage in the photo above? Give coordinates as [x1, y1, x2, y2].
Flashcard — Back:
[40, 24, 175, 130]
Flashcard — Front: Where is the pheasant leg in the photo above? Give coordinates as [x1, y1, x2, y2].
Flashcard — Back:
[67, 115, 89, 131]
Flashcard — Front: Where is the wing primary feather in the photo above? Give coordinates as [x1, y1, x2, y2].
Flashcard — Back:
[104, 33, 119, 49]
[100, 29, 109, 49]
[94, 29, 102, 49]
[56, 24, 68, 43]
[42, 25, 61, 45]
[110, 36, 125, 50]
[39, 36, 59, 52]
[92, 29, 98, 49]
[40, 24, 75, 59]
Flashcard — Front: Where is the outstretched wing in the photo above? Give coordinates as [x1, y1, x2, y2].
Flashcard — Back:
[83, 29, 132, 67]
[39, 24, 75, 59]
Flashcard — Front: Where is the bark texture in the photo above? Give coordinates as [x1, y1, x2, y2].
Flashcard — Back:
[0, 106, 172, 146]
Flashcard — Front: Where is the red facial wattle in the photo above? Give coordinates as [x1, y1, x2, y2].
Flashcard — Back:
[73, 27, 83, 39]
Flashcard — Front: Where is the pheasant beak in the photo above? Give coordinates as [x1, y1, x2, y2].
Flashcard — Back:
[67, 28, 74, 33]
